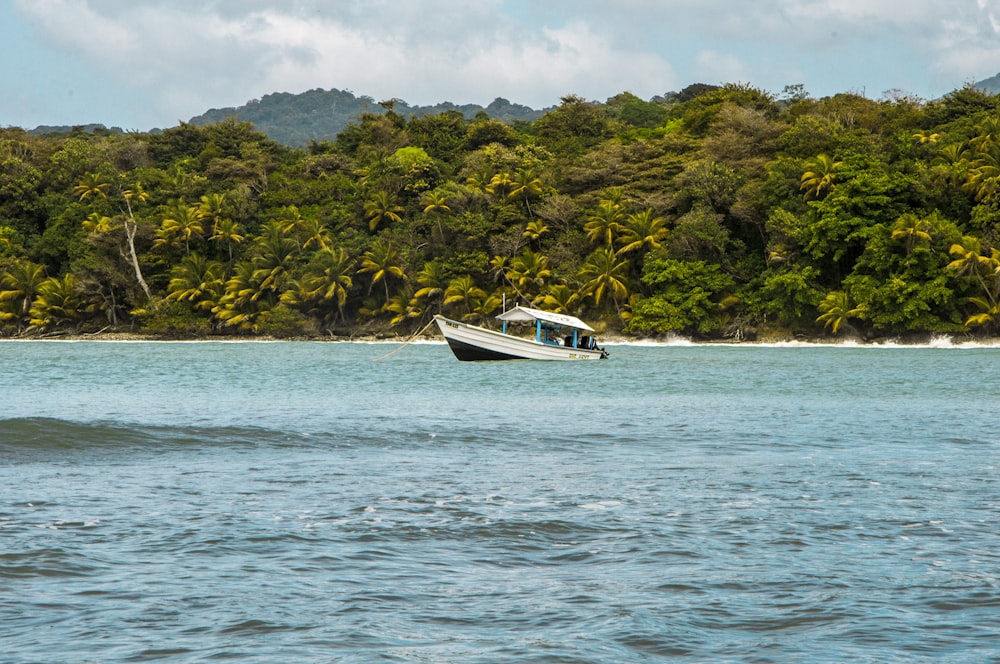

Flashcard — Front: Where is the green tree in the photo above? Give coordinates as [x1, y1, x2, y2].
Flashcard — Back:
[443, 274, 487, 319]
[412, 259, 449, 314]
[29, 274, 84, 330]
[364, 190, 404, 232]
[947, 236, 1000, 308]
[584, 200, 624, 249]
[295, 246, 355, 323]
[616, 208, 669, 256]
[507, 168, 544, 216]
[890, 213, 932, 254]
[506, 248, 551, 303]
[816, 291, 865, 334]
[210, 217, 244, 264]
[0, 259, 47, 331]
[155, 201, 204, 255]
[540, 283, 582, 314]
[165, 253, 225, 311]
[251, 221, 299, 296]
[213, 260, 268, 332]
[72, 172, 111, 203]
[964, 295, 1000, 331]
[627, 258, 736, 335]
[359, 239, 406, 301]
[578, 247, 629, 311]
[800, 154, 842, 200]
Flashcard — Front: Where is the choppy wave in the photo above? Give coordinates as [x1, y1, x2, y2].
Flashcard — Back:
[0, 417, 320, 456]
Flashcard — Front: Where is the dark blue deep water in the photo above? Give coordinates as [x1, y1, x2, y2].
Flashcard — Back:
[1, 340, 998, 662]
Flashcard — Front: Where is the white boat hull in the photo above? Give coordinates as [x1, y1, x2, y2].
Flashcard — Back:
[434, 315, 606, 361]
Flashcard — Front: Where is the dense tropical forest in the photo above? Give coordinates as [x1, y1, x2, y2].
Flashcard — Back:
[2, 83, 1000, 341]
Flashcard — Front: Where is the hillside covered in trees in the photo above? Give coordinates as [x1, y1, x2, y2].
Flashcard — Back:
[189, 89, 547, 147]
[2, 84, 1000, 342]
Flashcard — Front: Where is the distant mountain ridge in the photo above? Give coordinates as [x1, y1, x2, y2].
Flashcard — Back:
[975, 72, 1000, 95]
[187, 88, 548, 146]
[26, 76, 1000, 145]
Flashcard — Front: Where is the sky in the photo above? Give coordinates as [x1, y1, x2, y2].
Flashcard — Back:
[1, 0, 999, 132]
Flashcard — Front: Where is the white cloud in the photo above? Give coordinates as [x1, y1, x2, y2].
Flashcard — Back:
[13, 0, 679, 123]
[692, 51, 750, 86]
[8, 0, 1000, 129]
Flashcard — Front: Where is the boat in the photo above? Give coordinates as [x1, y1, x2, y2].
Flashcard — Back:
[434, 306, 608, 361]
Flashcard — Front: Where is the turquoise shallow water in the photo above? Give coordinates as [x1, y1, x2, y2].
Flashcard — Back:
[1, 340, 998, 662]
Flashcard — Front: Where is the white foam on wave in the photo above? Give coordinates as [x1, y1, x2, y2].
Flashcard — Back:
[579, 500, 622, 510]
[613, 335, 1000, 349]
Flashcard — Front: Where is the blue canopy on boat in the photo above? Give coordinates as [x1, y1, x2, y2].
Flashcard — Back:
[495, 306, 594, 332]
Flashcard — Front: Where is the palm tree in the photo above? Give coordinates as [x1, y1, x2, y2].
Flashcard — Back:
[578, 248, 629, 311]
[934, 142, 969, 167]
[947, 236, 1000, 307]
[359, 240, 406, 301]
[464, 169, 493, 194]
[166, 253, 225, 311]
[599, 186, 629, 210]
[382, 284, 419, 326]
[890, 214, 932, 254]
[0, 260, 47, 331]
[28, 274, 83, 330]
[364, 190, 404, 232]
[486, 171, 513, 199]
[816, 291, 865, 334]
[213, 261, 265, 331]
[506, 249, 551, 302]
[155, 201, 204, 254]
[970, 115, 1000, 154]
[420, 189, 451, 216]
[507, 168, 544, 216]
[82, 212, 115, 233]
[251, 222, 298, 297]
[413, 260, 449, 313]
[420, 189, 451, 240]
[276, 205, 305, 241]
[616, 208, 669, 256]
[931, 142, 970, 191]
[210, 217, 244, 264]
[584, 200, 624, 249]
[962, 150, 1000, 203]
[443, 275, 487, 319]
[912, 130, 941, 144]
[298, 246, 355, 322]
[197, 193, 228, 234]
[522, 218, 549, 243]
[468, 291, 503, 322]
[299, 216, 333, 251]
[800, 154, 842, 201]
[73, 173, 110, 203]
[963, 295, 1000, 331]
[540, 283, 581, 314]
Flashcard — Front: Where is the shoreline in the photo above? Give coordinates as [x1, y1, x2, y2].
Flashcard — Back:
[2, 330, 997, 348]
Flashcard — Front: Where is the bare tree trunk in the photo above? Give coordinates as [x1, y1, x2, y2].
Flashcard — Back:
[122, 196, 152, 299]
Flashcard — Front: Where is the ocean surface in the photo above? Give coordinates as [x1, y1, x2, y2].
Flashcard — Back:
[1, 339, 998, 663]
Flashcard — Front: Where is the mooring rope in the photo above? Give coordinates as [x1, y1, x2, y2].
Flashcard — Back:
[371, 318, 437, 363]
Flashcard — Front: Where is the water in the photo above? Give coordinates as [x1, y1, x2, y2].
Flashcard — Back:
[1, 340, 998, 662]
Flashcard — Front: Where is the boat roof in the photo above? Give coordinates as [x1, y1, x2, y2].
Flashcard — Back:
[495, 306, 594, 332]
